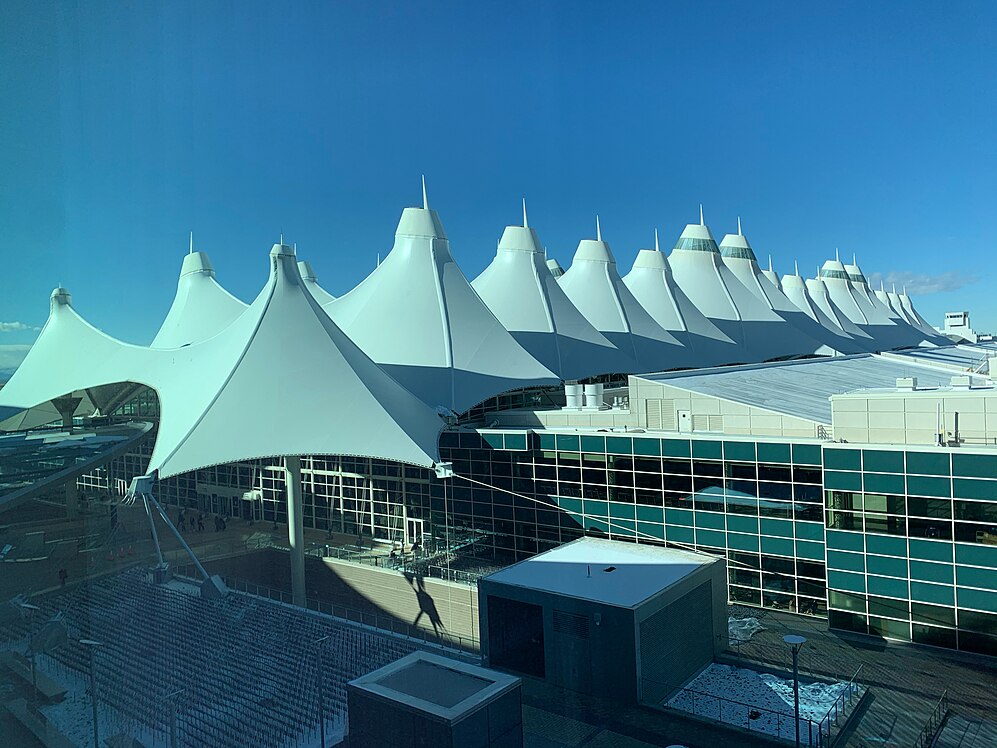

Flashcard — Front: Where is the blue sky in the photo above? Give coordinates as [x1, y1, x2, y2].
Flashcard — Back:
[2, 0, 995, 370]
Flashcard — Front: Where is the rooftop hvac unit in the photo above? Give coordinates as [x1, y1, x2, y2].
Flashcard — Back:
[564, 383, 584, 409]
[950, 375, 972, 390]
[896, 377, 918, 391]
[583, 383, 605, 410]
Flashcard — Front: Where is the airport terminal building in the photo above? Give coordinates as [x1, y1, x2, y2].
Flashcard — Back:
[2, 193, 995, 661]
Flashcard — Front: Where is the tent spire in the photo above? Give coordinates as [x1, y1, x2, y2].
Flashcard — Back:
[794, 259, 799, 276]
[188, 231, 194, 255]
[280, 232, 284, 245]
[596, 215, 602, 241]
[852, 252, 857, 266]
[835, 247, 840, 261]
[421, 175, 429, 210]
[737, 216, 742, 236]
[893, 283, 897, 293]
[654, 228, 660, 252]
[699, 204, 705, 226]
[522, 197, 528, 228]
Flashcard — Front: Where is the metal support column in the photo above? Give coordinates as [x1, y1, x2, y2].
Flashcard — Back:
[286, 456, 306, 607]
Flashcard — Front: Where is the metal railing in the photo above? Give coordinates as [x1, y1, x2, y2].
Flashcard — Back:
[172, 567, 480, 653]
[913, 689, 949, 748]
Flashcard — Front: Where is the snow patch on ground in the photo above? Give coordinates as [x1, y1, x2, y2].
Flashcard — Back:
[665, 663, 852, 745]
[728, 616, 764, 643]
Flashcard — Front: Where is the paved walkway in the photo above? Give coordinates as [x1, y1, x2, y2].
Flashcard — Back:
[728, 607, 997, 748]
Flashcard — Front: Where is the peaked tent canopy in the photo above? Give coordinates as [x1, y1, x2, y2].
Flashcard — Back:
[298, 261, 337, 305]
[558, 221, 691, 373]
[621, 237, 736, 366]
[472, 218, 634, 380]
[0, 245, 445, 476]
[818, 257, 907, 350]
[151, 251, 247, 348]
[718, 229, 862, 355]
[666, 213, 813, 362]
[844, 260, 927, 347]
[325, 196, 558, 412]
[782, 268, 876, 352]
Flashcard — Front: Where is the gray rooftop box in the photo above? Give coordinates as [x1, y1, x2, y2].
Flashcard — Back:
[346, 651, 522, 748]
[479, 537, 727, 706]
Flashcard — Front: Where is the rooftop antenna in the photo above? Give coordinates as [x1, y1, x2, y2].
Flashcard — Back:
[421, 174, 429, 210]
[596, 215, 602, 241]
[699, 204, 705, 226]
[654, 228, 660, 252]
[737, 216, 742, 236]
[522, 197, 528, 228]
[188, 231, 194, 255]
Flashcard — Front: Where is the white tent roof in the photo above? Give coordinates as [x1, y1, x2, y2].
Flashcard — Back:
[844, 260, 927, 346]
[0, 245, 444, 476]
[298, 260, 337, 305]
[818, 257, 908, 350]
[719, 229, 859, 355]
[621, 236, 736, 366]
[471, 218, 633, 380]
[666, 215, 812, 361]
[546, 258, 565, 278]
[760, 256, 782, 290]
[557, 221, 690, 372]
[898, 288, 948, 341]
[325, 197, 558, 411]
[782, 269, 875, 352]
[151, 251, 247, 348]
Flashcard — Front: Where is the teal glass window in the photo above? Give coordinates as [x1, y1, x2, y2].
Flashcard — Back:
[695, 511, 725, 530]
[824, 448, 861, 471]
[759, 518, 794, 538]
[675, 236, 719, 252]
[632, 437, 660, 456]
[724, 441, 756, 462]
[668, 525, 695, 544]
[829, 589, 866, 612]
[757, 442, 791, 464]
[582, 499, 608, 517]
[727, 515, 759, 534]
[952, 479, 997, 501]
[795, 522, 824, 541]
[828, 570, 866, 593]
[910, 560, 953, 584]
[604, 436, 633, 456]
[580, 435, 605, 453]
[761, 536, 795, 557]
[866, 554, 908, 578]
[482, 432, 504, 449]
[636, 505, 664, 523]
[503, 432, 527, 450]
[865, 533, 907, 557]
[910, 581, 954, 606]
[864, 473, 906, 494]
[955, 543, 997, 568]
[826, 530, 865, 552]
[867, 575, 909, 598]
[868, 595, 910, 619]
[953, 453, 997, 480]
[863, 450, 905, 474]
[909, 538, 953, 563]
[609, 502, 636, 520]
[662, 439, 691, 457]
[538, 433, 556, 450]
[555, 433, 580, 451]
[728, 532, 760, 552]
[664, 507, 694, 526]
[696, 528, 726, 548]
[957, 586, 997, 612]
[795, 540, 825, 560]
[825, 471, 862, 491]
[827, 550, 865, 573]
[637, 522, 665, 541]
[554, 496, 583, 514]
[956, 565, 997, 591]
[906, 451, 950, 476]
[906, 475, 951, 498]
[793, 443, 822, 465]
[692, 440, 722, 459]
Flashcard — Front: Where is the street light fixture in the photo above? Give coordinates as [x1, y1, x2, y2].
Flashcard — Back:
[783, 634, 807, 748]
[78, 638, 103, 748]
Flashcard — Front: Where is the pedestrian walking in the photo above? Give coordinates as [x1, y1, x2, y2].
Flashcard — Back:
[58, 568, 68, 587]
[197, 513, 205, 532]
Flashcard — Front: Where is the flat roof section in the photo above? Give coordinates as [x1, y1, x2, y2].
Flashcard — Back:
[638, 351, 992, 425]
[483, 537, 717, 609]
[349, 652, 520, 722]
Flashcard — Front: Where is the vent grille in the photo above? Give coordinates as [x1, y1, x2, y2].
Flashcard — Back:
[645, 399, 676, 430]
[553, 610, 590, 639]
[708, 415, 724, 432]
[692, 414, 708, 431]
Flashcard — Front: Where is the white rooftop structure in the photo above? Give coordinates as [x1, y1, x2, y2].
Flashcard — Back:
[152, 249, 247, 348]
[484, 536, 717, 608]
[558, 219, 690, 372]
[545, 258, 564, 278]
[621, 232, 737, 366]
[666, 210, 814, 362]
[719, 224, 861, 355]
[0, 244, 445, 476]
[472, 207, 634, 380]
[760, 254, 782, 290]
[817, 254, 908, 349]
[298, 260, 337, 305]
[640, 352, 990, 425]
[326, 185, 558, 412]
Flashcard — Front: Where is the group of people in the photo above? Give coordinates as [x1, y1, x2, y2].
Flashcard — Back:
[176, 509, 228, 533]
